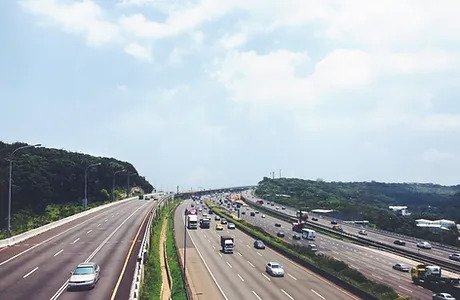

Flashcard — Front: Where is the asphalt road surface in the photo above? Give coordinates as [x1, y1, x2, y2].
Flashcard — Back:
[177, 200, 359, 300]
[211, 195, 438, 299]
[0, 198, 157, 300]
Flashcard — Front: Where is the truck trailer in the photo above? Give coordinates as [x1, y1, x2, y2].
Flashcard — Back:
[187, 215, 198, 229]
[411, 264, 460, 297]
[302, 228, 316, 240]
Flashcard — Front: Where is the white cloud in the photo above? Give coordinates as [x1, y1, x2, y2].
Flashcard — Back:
[20, 0, 119, 47]
[220, 33, 247, 49]
[124, 42, 153, 62]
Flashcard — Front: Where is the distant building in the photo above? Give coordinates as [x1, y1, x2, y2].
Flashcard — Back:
[415, 219, 456, 231]
[389, 206, 411, 216]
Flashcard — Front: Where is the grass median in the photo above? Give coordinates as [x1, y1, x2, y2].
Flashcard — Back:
[207, 200, 404, 300]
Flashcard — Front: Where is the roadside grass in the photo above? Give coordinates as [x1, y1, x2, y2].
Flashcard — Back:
[166, 203, 187, 300]
[207, 200, 400, 300]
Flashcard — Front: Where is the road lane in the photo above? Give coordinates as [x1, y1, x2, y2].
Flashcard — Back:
[0, 198, 157, 300]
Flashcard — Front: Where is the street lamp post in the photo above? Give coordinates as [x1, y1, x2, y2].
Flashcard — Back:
[126, 173, 137, 198]
[112, 169, 126, 201]
[84, 163, 101, 209]
[8, 143, 41, 235]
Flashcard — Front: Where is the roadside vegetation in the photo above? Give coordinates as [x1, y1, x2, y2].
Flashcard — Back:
[256, 177, 460, 246]
[0, 141, 153, 238]
[207, 201, 402, 300]
[141, 199, 187, 300]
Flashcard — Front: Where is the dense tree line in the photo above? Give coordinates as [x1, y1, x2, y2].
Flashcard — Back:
[0, 142, 153, 231]
[255, 177, 460, 246]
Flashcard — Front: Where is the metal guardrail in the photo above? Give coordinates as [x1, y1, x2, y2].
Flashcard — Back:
[130, 196, 169, 299]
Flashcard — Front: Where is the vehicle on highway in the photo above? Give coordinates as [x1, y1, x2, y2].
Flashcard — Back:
[187, 214, 198, 229]
[221, 236, 234, 253]
[417, 241, 432, 249]
[216, 224, 223, 230]
[227, 222, 236, 229]
[358, 229, 367, 235]
[144, 195, 150, 200]
[276, 206, 280, 210]
[214, 215, 221, 221]
[270, 203, 274, 206]
[301, 228, 316, 240]
[432, 293, 456, 300]
[198, 207, 202, 212]
[449, 253, 460, 261]
[275, 223, 281, 227]
[254, 240, 266, 249]
[332, 225, 343, 232]
[68, 262, 100, 290]
[394, 239, 406, 246]
[255, 211, 260, 214]
[221, 218, 228, 224]
[200, 218, 211, 229]
[266, 262, 285, 277]
[393, 263, 410, 272]
[277, 231, 285, 238]
[241, 211, 246, 215]
[311, 217, 318, 221]
[208, 210, 213, 215]
[250, 212, 255, 216]
[261, 214, 266, 218]
[331, 220, 338, 225]
[292, 234, 301, 240]
[138, 195, 143, 200]
[307, 244, 318, 252]
[281, 206, 286, 210]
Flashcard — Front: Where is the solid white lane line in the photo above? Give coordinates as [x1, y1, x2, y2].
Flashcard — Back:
[219, 252, 223, 257]
[105, 219, 108, 222]
[287, 273, 297, 280]
[237, 274, 244, 282]
[70, 238, 80, 244]
[226, 261, 232, 268]
[237, 251, 242, 256]
[281, 289, 294, 300]
[246, 244, 250, 248]
[257, 252, 262, 256]
[86, 230, 92, 234]
[53, 249, 63, 257]
[261, 273, 271, 281]
[97, 224, 101, 227]
[311, 289, 325, 299]
[252, 291, 262, 300]
[212, 245, 216, 250]
[398, 285, 413, 293]
[23, 267, 38, 278]
[247, 261, 255, 268]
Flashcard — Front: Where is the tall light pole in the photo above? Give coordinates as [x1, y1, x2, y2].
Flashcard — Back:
[8, 143, 41, 235]
[126, 172, 137, 198]
[84, 163, 101, 209]
[112, 169, 126, 201]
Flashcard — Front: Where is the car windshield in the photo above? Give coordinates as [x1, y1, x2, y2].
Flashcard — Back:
[73, 266, 94, 275]
[271, 263, 280, 269]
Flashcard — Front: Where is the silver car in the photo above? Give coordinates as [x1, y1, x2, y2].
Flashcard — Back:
[266, 262, 285, 277]
[68, 262, 100, 289]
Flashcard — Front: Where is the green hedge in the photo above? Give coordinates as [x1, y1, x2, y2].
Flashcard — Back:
[166, 203, 187, 300]
[208, 201, 399, 300]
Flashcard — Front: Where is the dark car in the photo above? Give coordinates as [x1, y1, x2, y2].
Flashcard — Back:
[241, 211, 246, 215]
[449, 253, 460, 261]
[275, 223, 282, 227]
[331, 220, 338, 225]
[250, 212, 256, 216]
[221, 218, 228, 224]
[394, 240, 406, 246]
[311, 217, 318, 221]
[292, 234, 301, 240]
[254, 240, 266, 249]
[277, 231, 285, 238]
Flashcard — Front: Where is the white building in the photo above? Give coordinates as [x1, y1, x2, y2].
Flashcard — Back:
[389, 206, 411, 216]
[415, 219, 456, 231]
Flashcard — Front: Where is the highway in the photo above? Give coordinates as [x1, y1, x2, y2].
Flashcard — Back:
[0, 198, 157, 300]
[211, 196, 438, 299]
[176, 200, 359, 300]
[242, 191, 460, 270]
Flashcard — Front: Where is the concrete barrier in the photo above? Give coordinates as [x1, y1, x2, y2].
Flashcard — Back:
[0, 196, 138, 248]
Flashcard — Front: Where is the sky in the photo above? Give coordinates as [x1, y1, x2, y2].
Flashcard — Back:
[1, 0, 460, 191]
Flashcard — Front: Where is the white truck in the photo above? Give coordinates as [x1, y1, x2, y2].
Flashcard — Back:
[187, 214, 198, 229]
[302, 228, 316, 240]
[220, 236, 234, 253]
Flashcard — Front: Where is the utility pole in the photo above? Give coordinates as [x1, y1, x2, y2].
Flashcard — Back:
[279, 169, 282, 178]
[84, 163, 101, 209]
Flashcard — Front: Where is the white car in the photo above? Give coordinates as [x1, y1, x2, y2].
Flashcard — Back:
[227, 223, 236, 229]
[417, 241, 432, 249]
[432, 293, 456, 300]
[266, 262, 285, 277]
[68, 262, 100, 289]
[261, 214, 266, 218]
[449, 253, 460, 261]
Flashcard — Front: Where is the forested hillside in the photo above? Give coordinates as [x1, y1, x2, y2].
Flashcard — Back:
[255, 177, 460, 245]
[0, 142, 153, 235]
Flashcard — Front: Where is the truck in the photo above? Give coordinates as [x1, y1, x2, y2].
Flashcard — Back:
[187, 215, 198, 229]
[220, 236, 234, 253]
[199, 218, 210, 229]
[411, 264, 460, 297]
[292, 222, 306, 233]
[302, 228, 316, 240]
